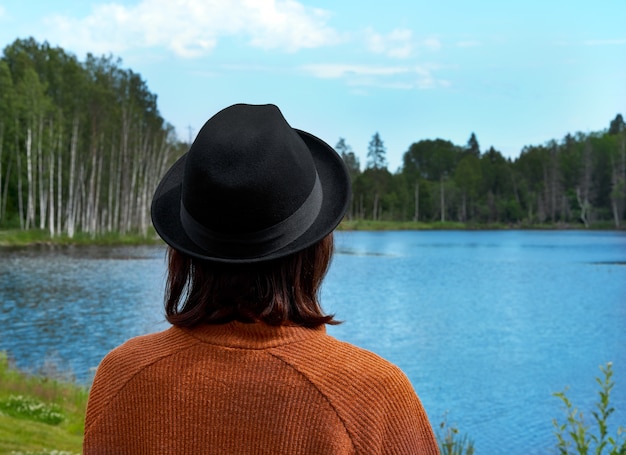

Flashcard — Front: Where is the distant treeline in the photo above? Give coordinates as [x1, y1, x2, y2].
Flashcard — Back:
[1, 38, 624, 239]
[0, 38, 184, 237]
[339, 115, 626, 228]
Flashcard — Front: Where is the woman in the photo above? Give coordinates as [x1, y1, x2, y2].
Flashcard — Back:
[83, 103, 438, 454]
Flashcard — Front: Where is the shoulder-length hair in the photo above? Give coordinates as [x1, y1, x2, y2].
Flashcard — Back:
[164, 234, 339, 328]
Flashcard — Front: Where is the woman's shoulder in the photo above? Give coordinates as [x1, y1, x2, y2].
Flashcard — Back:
[273, 331, 414, 395]
[93, 326, 193, 385]
[100, 328, 170, 363]
[270, 331, 436, 452]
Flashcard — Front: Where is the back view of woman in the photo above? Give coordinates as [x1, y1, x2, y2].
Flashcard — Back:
[83, 103, 438, 454]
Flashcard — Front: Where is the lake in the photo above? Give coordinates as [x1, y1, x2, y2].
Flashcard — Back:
[1, 230, 625, 454]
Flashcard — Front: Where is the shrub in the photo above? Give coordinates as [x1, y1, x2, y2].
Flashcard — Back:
[553, 362, 626, 455]
[437, 414, 475, 455]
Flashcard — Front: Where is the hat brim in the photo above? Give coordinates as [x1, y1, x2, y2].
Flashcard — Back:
[151, 129, 351, 263]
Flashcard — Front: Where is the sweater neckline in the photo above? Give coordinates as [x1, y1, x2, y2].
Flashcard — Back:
[178, 321, 326, 350]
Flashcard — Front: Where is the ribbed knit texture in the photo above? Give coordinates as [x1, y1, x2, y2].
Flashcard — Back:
[83, 322, 439, 454]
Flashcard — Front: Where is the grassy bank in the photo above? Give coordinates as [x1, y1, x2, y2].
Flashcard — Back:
[0, 221, 621, 247]
[337, 219, 503, 230]
[0, 352, 86, 454]
[336, 219, 618, 231]
[0, 229, 163, 247]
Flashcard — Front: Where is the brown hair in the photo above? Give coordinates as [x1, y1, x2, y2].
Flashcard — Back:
[164, 234, 339, 328]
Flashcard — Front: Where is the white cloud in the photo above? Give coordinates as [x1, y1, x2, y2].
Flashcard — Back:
[583, 39, 626, 46]
[43, 0, 340, 58]
[421, 37, 441, 51]
[364, 28, 444, 59]
[300, 63, 449, 90]
[456, 40, 480, 48]
[244, 0, 340, 51]
[301, 63, 409, 79]
[366, 28, 414, 59]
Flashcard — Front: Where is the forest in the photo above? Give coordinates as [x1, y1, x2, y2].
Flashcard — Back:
[0, 38, 624, 238]
[342, 118, 625, 228]
[0, 38, 184, 238]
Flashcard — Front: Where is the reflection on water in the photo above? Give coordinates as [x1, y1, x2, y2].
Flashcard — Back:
[335, 248, 394, 257]
[1, 231, 625, 454]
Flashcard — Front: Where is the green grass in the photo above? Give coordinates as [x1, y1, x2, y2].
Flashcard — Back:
[0, 219, 620, 247]
[0, 228, 163, 247]
[339, 219, 523, 231]
[337, 219, 624, 231]
[0, 352, 86, 454]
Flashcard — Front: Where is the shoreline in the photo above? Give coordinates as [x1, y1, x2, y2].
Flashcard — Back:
[0, 221, 623, 247]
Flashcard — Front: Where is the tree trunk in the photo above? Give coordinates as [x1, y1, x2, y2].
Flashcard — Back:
[372, 192, 379, 221]
[56, 136, 63, 236]
[359, 194, 364, 220]
[576, 187, 589, 228]
[25, 126, 35, 229]
[66, 116, 79, 238]
[577, 140, 593, 228]
[86, 138, 98, 237]
[15, 119, 24, 229]
[414, 181, 419, 221]
[93, 153, 103, 236]
[0, 122, 4, 221]
[47, 122, 57, 237]
[1, 159, 11, 222]
[37, 117, 47, 230]
[609, 139, 626, 228]
[461, 192, 467, 222]
[612, 201, 620, 228]
[440, 176, 445, 223]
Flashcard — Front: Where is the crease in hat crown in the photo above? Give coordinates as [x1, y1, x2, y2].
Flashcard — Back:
[150, 103, 351, 263]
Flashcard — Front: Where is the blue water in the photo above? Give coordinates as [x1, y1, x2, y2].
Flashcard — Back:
[1, 231, 625, 454]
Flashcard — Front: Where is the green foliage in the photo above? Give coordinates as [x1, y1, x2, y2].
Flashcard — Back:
[437, 415, 475, 455]
[0, 38, 181, 237]
[0, 395, 64, 425]
[465, 132, 481, 158]
[2, 39, 624, 230]
[349, 117, 626, 227]
[336, 137, 361, 182]
[553, 362, 626, 455]
[609, 114, 625, 135]
[367, 132, 387, 170]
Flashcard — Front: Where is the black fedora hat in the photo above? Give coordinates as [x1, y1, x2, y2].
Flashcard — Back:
[151, 103, 351, 263]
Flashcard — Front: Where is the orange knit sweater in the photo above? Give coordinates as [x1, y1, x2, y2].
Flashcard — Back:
[83, 322, 438, 454]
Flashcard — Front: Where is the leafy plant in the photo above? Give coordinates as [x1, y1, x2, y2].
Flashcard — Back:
[553, 362, 626, 455]
[437, 413, 475, 455]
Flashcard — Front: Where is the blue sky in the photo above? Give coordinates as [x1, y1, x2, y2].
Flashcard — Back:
[1, 0, 625, 171]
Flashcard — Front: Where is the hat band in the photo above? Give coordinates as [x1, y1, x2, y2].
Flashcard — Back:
[180, 174, 323, 259]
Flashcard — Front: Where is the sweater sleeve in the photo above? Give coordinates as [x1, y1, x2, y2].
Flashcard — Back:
[84, 328, 196, 437]
[271, 336, 439, 455]
[373, 365, 439, 454]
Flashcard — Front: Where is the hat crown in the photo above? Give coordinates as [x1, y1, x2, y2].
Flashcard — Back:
[151, 103, 350, 263]
[182, 104, 317, 235]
